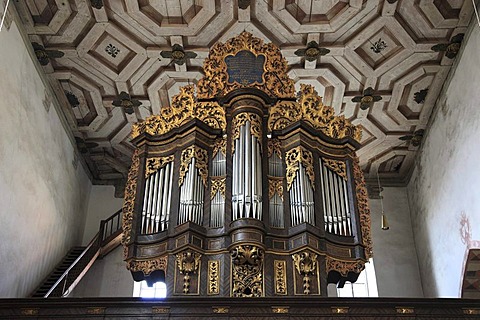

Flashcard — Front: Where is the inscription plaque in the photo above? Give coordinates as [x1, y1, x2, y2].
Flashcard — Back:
[225, 50, 265, 86]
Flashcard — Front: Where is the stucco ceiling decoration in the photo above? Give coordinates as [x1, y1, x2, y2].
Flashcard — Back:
[15, 0, 473, 192]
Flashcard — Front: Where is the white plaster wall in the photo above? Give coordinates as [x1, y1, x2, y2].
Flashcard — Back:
[71, 246, 133, 297]
[369, 187, 424, 297]
[0, 20, 92, 297]
[81, 185, 124, 245]
[407, 22, 480, 297]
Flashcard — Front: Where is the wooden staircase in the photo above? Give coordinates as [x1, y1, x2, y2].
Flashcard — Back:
[30, 209, 123, 298]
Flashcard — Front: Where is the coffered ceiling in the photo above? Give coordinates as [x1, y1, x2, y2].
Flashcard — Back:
[15, 0, 473, 193]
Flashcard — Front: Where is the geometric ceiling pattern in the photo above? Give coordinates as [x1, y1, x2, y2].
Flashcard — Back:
[15, 0, 473, 193]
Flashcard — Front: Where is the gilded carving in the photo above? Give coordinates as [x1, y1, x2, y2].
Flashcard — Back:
[292, 250, 318, 294]
[208, 260, 220, 295]
[152, 307, 170, 314]
[21, 309, 39, 316]
[285, 146, 315, 191]
[322, 158, 347, 181]
[86, 307, 105, 315]
[325, 256, 365, 277]
[352, 156, 373, 259]
[331, 307, 349, 314]
[272, 307, 289, 313]
[231, 245, 264, 297]
[268, 178, 284, 200]
[127, 256, 168, 275]
[396, 307, 414, 314]
[131, 85, 226, 139]
[145, 155, 174, 178]
[274, 260, 287, 295]
[268, 84, 362, 142]
[121, 148, 140, 259]
[176, 250, 201, 294]
[211, 177, 226, 200]
[179, 145, 208, 187]
[231, 112, 262, 153]
[267, 138, 282, 159]
[212, 307, 229, 313]
[212, 137, 227, 158]
[197, 32, 295, 99]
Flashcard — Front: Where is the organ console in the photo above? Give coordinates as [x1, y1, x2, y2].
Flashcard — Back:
[122, 32, 372, 296]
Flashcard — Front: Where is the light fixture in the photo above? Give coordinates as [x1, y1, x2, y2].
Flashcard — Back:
[376, 167, 389, 230]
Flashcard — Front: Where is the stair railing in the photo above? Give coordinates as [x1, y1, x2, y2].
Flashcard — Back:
[43, 209, 123, 298]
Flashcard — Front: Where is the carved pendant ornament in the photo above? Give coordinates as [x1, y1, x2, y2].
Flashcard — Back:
[176, 250, 201, 294]
[268, 178, 284, 200]
[178, 145, 208, 187]
[208, 260, 220, 295]
[121, 149, 140, 259]
[292, 250, 318, 294]
[267, 138, 282, 159]
[285, 146, 315, 191]
[210, 177, 226, 200]
[231, 245, 264, 297]
[353, 157, 373, 259]
[274, 260, 287, 295]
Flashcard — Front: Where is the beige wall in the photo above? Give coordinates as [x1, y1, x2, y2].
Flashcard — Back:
[407, 20, 480, 297]
[71, 247, 133, 297]
[369, 187, 423, 297]
[81, 185, 124, 245]
[0, 17, 92, 297]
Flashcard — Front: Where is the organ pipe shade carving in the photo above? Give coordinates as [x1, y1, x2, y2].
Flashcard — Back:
[145, 155, 174, 178]
[285, 147, 315, 191]
[179, 146, 208, 187]
[121, 32, 372, 294]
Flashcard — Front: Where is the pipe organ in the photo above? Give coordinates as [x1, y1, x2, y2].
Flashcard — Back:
[122, 32, 372, 295]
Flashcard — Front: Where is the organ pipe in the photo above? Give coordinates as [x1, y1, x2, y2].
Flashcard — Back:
[289, 164, 314, 226]
[319, 159, 352, 236]
[179, 158, 205, 225]
[232, 118, 263, 221]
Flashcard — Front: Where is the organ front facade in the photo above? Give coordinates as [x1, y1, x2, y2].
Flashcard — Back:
[121, 32, 372, 297]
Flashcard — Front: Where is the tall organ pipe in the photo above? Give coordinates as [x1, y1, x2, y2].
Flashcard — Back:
[232, 118, 262, 221]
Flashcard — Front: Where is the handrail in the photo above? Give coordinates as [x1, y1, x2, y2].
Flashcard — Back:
[42, 209, 123, 298]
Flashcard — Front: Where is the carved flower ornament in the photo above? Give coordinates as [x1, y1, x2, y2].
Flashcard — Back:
[160, 44, 197, 65]
[294, 41, 330, 62]
[351, 87, 382, 110]
[112, 92, 142, 114]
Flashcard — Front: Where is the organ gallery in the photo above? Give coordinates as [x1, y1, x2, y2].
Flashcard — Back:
[121, 32, 372, 296]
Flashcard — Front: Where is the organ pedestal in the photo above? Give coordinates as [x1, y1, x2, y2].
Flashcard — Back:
[122, 32, 372, 296]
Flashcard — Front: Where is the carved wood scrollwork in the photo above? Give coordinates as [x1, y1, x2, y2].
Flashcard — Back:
[178, 145, 208, 187]
[231, 245, 264, 297]
[208, 260, 220, 295]
[285, 146, 315, 191]
[292, 250, 318, 295]
[322, 158, 347, 181]
[211, 177, 226, 200]
[121, 148, 140, 259]
[353, 156, 373, 259]
[176, 250, 201, 294]
[231, 112, 262, 154]
[268, 178, 284, 200]
[145, 155, 174, 178]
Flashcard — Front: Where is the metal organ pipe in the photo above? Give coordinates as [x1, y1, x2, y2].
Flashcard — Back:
[232, 118, 263, 221]
[140, 161, 174, 235]
[289, 164, 314, 227]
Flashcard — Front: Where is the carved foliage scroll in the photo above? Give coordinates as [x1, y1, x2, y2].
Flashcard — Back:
[292, 250, 318, 294]
[267, 138, 282, 159]
[131, 85, 226, 139]
[122, 148, 140, 259]
[231, 245, 264, 297]
[179, 145, 208, 187]
[208, 260, 220, 295]
[127, 256, 168, 275]
[176, 250, 201, 294]
[285, 146, 315, 191]
[145, 155, 174, 178]
[268, 178, 284, 200]
[353, 156, 373, 259]
[211, 177, 226, 200]
[268, 84, 362, 142]
[325, 256, 365, 277]
[212, 137, 227, 158]
[231, 112, 262, 153]
[274, 260, 287, 295]
[322, 158, 347, 181]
